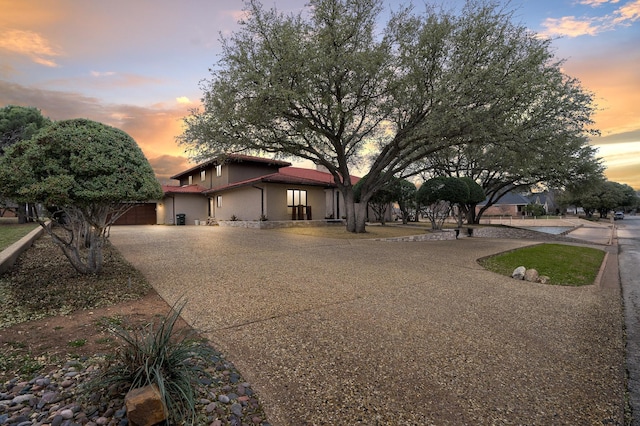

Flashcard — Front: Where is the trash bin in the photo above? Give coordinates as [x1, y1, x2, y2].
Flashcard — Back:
[176, 213, 186, 226]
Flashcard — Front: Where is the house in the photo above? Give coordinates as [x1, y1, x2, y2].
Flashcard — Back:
[152, 154, 359, 225]
[528, 191, 558, 215]
[476, 191, 561, 217]
[476, 192, 531, 217]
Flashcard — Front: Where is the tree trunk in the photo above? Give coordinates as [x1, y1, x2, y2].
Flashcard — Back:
[17, 203, 27, 224]
[43, 206, 107, 275]
[341, 182, 369, 233]
[343, 188, 357, 232]
[474, 204, 490, 224]
[466, 203, 478, 225]
[355, 202, 368, 233]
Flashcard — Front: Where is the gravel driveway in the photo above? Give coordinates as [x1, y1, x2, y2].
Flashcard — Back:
[109, 225, 625, 425]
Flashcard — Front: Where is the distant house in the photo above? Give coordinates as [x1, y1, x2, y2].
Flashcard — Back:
[151, 154, 360, 225]
[528, 191, 558, 215]
[476, 192, 531, 217]
[475, 191, 560, 217]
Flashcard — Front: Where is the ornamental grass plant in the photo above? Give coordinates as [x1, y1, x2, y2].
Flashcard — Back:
[90, 300, 212, 424]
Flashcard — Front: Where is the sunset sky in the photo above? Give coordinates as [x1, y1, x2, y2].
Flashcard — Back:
[1, 0, 638, 189]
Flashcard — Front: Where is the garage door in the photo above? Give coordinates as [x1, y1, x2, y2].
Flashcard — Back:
[113, 203, 157, 225]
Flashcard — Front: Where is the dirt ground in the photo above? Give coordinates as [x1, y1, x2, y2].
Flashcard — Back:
[0, 288, 183, 380]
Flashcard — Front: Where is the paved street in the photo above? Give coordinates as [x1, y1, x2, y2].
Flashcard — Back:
[618, 216, 640, 425]
[110, 225, 625, 425]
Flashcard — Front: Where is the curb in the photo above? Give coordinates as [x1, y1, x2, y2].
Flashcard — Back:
[593, 251, 609, 287]
[0, 225, 45, 275]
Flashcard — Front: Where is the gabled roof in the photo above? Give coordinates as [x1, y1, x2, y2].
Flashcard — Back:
[162, 184, 207, 195]
[202, 170, 335, 195]
[280, 167, 361, 185]
[170, 154, 291, 180]
[478, 192, 531, 206]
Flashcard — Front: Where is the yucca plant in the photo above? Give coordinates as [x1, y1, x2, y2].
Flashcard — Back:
[90, 300, 212, 424]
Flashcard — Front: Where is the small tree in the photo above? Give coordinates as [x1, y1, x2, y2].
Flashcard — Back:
[459, 177, 485, 226]
[0, 119, 163, 275]
[394, 178, 417, 224]
[524, 203, 546, 217]
[0, 105, 52, 223]
[354, 174, 396, 225]
[416, 177, 468, 230]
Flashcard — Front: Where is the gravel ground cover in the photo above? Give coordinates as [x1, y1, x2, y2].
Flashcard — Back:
[109, 225, 626, 425]
[0, 235, 270, 426]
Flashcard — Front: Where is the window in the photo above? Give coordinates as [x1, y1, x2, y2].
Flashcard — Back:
[216, 165, 222, 177]
[188, 175, 193, 185]
[287, 189, 307, 220]
[200, 170, 206, 181]
[216, 195, 222, 208]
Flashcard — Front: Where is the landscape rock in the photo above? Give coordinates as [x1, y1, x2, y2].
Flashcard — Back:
[524, 268, 539, 282]
[511, 266, 526, 280]
[125, 385, 166, 426]
[538, 275, 551, 284]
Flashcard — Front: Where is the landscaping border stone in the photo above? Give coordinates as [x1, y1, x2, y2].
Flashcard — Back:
[0, 224, 44, 275]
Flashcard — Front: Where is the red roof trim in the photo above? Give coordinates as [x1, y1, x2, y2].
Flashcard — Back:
[162, 184, 207, 195]
[202, 172, 334, 195]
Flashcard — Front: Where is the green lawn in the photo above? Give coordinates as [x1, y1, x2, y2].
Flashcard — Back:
[479, 243, 605, 286]
[0, 223, 39, 251]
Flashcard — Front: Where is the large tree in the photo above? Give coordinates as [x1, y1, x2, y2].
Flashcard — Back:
[0, 119, 163, 275]
[180, 0, 597, 232]
[412, 134, 602, 223]
[0, 105, 52, 222]
[562, 179, 638, 218]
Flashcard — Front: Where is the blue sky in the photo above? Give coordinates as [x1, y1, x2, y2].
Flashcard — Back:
[1, 0, 638, 188]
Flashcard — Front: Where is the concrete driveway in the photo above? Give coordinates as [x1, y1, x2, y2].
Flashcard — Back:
[109, 225, 625, 425]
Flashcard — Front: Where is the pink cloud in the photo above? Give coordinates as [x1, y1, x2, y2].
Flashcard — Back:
[613, 0, 640, 23]
[541, 16, 602, 37]
[0, 80, 191, 179]
[541, 0, 640, 37]
[0, 29, 62, 67]
[577, 0, 621, 6]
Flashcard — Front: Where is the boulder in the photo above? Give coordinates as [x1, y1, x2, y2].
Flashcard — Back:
[524, 268, 539, 282]
[511, 266, 526, 280]
[538, 275, 551, 284]
[125, 384, 167, 426]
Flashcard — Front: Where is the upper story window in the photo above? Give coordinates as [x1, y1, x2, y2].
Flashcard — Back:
[188, 175, 193, 185]
[201, 170, 206, 181]
[216, 165, 222, 177]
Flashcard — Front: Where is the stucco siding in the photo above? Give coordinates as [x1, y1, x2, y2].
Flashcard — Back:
[215, 186, 262, 221]
[263, 183, 326, 221]
[228, 164, 278, 182]
[160, 194, 208, 225]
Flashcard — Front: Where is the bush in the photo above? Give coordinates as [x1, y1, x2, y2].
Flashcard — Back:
[90, 300, 212, 423]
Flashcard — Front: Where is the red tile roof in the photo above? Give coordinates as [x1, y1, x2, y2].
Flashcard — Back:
[162, 184, 207, 194]
[280, 167, 361, 185]
[164, 163, 361, 196]
[202, 171, 333, 195]
[279, 167, 337, 184]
